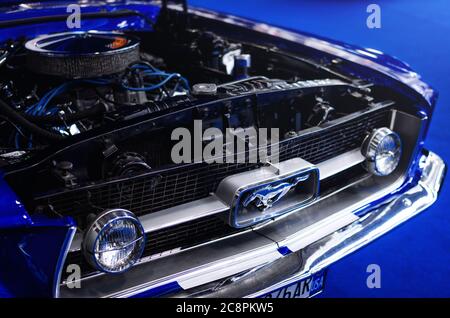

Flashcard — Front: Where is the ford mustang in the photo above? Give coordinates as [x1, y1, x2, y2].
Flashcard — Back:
[0, 0, 446, 298]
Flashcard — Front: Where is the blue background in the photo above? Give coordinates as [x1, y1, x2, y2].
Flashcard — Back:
[189, 0, 450, 297]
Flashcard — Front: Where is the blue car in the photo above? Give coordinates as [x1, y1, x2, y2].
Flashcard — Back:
[0, 0, 446, 298]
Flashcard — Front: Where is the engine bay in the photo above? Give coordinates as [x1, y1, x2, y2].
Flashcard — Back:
[0, 28, 379, 156]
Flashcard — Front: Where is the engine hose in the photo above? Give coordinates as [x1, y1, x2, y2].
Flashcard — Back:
[0, 98, 64, 141]
[23, 104, 106, 125]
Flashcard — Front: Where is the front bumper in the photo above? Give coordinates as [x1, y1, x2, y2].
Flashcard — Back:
[59, 150, 446, 298]
[176, 150, 446, 298]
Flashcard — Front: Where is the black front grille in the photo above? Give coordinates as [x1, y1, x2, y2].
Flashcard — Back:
[37, 108, 391, 222]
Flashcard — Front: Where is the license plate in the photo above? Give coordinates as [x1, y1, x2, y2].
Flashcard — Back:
[262, 270, 326, 298]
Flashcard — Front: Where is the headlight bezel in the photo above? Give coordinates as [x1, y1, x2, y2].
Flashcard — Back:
[362, 127, 403, 176]
[83, 209, 145, 274]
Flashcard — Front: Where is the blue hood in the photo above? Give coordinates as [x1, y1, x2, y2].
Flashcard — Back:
[0, 0, 161, 42]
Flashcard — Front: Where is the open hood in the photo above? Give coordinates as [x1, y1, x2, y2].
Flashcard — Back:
[0, 0, 163, 43]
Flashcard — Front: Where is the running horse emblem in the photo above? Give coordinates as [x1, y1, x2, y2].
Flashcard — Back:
[242, 174, 310, 211]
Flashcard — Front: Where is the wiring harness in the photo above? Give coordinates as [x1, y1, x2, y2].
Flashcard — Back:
[0, 62, 190, 149]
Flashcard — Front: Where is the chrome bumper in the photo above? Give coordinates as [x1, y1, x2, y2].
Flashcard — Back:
[174, 150, 446, 298]
[245, 150, 446, 297]
[59, 150, 445, 298]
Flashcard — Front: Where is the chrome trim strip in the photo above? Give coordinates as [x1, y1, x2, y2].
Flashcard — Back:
[140, 196, 229, 232]
[53, 225, 77, 298]
[317, 149, 365, 180]
[390, 109, 398, 130]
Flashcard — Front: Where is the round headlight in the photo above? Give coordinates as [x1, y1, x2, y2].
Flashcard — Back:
[362, 127, 402, 176]
[83, 209, 145, 274]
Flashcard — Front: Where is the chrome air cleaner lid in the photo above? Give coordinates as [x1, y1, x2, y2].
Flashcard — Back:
[25, 31, 140, 78]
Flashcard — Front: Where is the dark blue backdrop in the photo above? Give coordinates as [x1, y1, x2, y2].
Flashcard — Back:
[189, 0, 450, 298]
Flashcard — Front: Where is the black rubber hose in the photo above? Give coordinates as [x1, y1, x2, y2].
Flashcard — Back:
[23, 104, 106, 125]
[0, 98, 64, 141]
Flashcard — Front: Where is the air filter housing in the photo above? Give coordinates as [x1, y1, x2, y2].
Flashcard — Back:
[25, 31, 140, 79]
